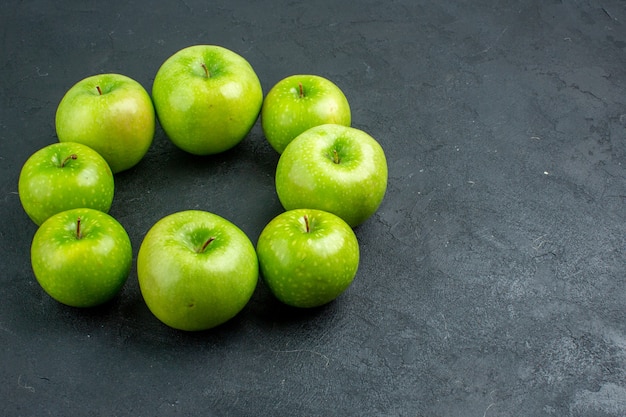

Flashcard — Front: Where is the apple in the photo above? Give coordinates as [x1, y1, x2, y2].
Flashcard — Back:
[256, 209, 359, 308]
[18, 142, 115, 226]
[261, 74, 351, 153]
[275, 124, 388, 227]
[151, 44, 263, 155]
[30, 208, 132, 308]
[137, 210, 259, 331]
[55, 73, 155, 173]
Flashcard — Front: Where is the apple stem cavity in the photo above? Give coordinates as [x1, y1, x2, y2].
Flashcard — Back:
[76, 217, 83, 239]
[198, 236, 216, 253]
[96, 85, 103, 95]
[201, 63, 210, 78]
[60, 154, 78, 168]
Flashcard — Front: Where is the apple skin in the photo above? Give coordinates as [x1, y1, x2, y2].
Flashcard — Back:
[30, 208, 132, 308]
[261, 74, 351, 153]
[18, 142, 115, 226]
[151, 45, 263, 155]
[55, 73, 155, 173]
[137, 210, 259, 331]
[256, 209, 360, 308]
[275, 124, 388, 227]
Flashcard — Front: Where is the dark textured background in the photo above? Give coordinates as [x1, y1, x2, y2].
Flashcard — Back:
[2, 1, 625, 416]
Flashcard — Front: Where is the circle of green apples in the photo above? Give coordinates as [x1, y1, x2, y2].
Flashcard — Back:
[18, 43, 388, 331]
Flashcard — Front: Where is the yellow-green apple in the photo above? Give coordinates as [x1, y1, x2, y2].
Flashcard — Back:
[30, 208, 132, 307]
[275, 124, 388, 227]
[55, 73, 155, 173]
[256, 209, 359, 308]
[137, 210, 259, 331]
[151, 45, 263, 155]
[261, 74, 351, 153]
[18, 142, 114, 226]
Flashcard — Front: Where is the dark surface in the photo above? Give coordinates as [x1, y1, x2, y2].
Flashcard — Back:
[2, 1, 625, 416]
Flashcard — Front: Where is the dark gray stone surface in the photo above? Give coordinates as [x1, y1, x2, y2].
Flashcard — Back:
[1, 0, 625, 416]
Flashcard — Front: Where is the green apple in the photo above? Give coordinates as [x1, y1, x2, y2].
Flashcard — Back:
[18, 142, 115, 226]
[30, 208, 132, 308]
[55, 73, 155, 173]
[275, 124, 388, 227]
[151, 44, 263, 155]
[137, 210, 259, 331]
[256, 209, 359, 308]
[261, 74, 351, 153]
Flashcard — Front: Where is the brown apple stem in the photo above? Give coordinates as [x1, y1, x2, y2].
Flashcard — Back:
[96, 85, 103, 95]
[61, 154, 78, 167]
[332, 149, 340, 164]
[303, 214, 310, 233]
[76, 217, 83, 239]
[201, 63, 210, 78]
[198, 236, 216, 253]
[298, 82, 304, 98]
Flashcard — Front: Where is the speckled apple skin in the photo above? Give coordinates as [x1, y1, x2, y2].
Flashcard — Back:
[275, 124, 388, 227]
[18, 142, 115, 226]
[261, 74, 351, 154]
[256, 209, 360, 308]
[30, 208, 132, 308]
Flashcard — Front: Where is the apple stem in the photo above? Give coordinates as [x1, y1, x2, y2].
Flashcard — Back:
[76, 217, 83, 239]
[303, 214, 310, 233]
[198, 236, 216, 253]
[332, 149, 340, 164]
[201, 63, 210, 78]
[298, 82, 304, 98]
[61, 154, 78, 168]
[96, 85, 103, 95]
